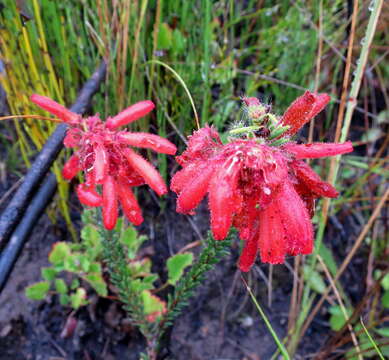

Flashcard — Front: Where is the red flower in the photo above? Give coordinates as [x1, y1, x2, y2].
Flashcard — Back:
[281, 91, 331, 136]
[171, 92, 353, 271]
[31, 94, 176, 230]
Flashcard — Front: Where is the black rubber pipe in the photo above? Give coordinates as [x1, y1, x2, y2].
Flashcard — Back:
[0, 173, 57, 292]
[0, 61, 107, 249]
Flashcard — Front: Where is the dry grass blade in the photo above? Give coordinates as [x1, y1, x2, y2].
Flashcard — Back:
[300, 186, 389, 339]
[317, 255, 362, 360]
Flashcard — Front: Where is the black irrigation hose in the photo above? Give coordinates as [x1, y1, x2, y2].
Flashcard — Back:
[0, 61, 107, 249]
[0, 174, 57, 292]
[0, 61, 107, 292]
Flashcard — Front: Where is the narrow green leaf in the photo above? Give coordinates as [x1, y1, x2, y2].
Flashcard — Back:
[375, 327, 389, 338]
[361, 318, 386, 360]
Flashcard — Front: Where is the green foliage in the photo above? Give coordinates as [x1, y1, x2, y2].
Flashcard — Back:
[25, 209, 108, 308]
[167, 253, 194, 285]
[159, 232, 232, 334]
[54, 279, 68, 294]
[382, 291, 389, 309]
[25, 281, 50, 300]
[328, 305, 353, 332]
[48, 242, 71, 265]
[120, 226, 148, 260]
[303, 267, 326, 294]
[70, 288, 87, 310]
[142, 290, 166, 317]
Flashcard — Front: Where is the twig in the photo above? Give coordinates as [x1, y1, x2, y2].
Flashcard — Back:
[317, 255, 362, 360]
[300, 186, 389, 339]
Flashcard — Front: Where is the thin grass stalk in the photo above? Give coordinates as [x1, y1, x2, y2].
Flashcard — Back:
[317, 255, 362, 359]
[291, 2, 385, 352]
[148, 0, 161, 99]
[128, 0, 149, 103]
[360, 318, 385, 360]
[241, 276, 291, 360]
[118, 0, 131, 110]
[147, 60, 200, 130]
[318, 0, 384, 248]
[201, 0, 211, 126]
[300, 186, 389, 341]
[308, 0, 323, 144]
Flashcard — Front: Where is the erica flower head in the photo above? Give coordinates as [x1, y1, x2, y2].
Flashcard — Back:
[31, 94, 177, 230]
[171, 91, 353, 271]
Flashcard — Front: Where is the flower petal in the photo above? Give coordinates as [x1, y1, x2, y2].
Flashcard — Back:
[257, 202, 286, 264]
[176, 125, 222, 166]
[124, 148, 167, 196]
[284, 141, 353, 159]
[238, 226, 259, 272]
[102, 176, 118, 230]
[63, 128, 82, 148]
[94, 144, 108, 184]
[30, 94, 79, 124]
[106, 100, 155, 130]
[118, 132, 177, 155]
[276, 182, 313, 256]
[209, 160, 241, 240]
[170, 161, 207, 194]
[117, 182, 144, 226]
[176, 164, 215, 213]
[62, 154, 81, 180]
[76, 184, 102, 207]
[281, 91, 330, 135]
[309, 93, 331, 119]
[290, 160, 338, 198]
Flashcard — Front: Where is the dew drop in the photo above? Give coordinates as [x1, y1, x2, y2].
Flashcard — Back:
[368, 1, 374, 11]
[263, 187, 271, 195]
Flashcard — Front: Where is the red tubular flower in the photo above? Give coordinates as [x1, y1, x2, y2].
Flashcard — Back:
[116, 181, 144, 226]
[171, 92, 353, 271]
[283, 141, 353, 159]
[103, 176, 118, 230]
[62, 154, 81, 180]
[76, 184, 103, 207]
[30, 94, 80, 125]
[281, 91, 330, 136]
[106, 100, 155, 130]
[31, 94, 176, 230]
[123, 148, 168, 196]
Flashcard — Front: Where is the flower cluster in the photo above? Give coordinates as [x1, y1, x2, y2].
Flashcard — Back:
[31, 94, 176, 230]
[171, 91, 353, 271]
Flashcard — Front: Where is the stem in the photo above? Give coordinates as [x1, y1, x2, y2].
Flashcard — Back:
[291, 0, 384, 353]
[0, 115, 61, 122]
[242, 276, 291, 360]
[147, 60, 200, 129]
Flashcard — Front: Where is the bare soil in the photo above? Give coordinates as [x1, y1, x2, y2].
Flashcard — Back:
[0, 192, 338, 360]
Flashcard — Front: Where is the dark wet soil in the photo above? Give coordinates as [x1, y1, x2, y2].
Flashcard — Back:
[0, 188, 339, 360]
